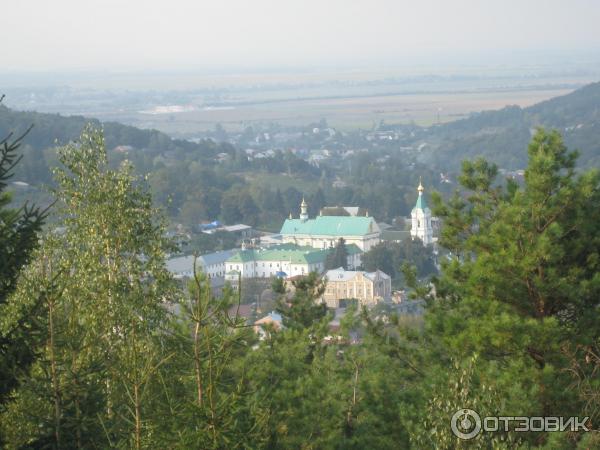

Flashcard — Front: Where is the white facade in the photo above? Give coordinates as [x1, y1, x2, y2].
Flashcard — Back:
[410, 180, 434, 246]
[166, 250, 237, 279]
[225, 259, 324, 279]
[282, 234, 379, 252]
[224, 245, 360, 279]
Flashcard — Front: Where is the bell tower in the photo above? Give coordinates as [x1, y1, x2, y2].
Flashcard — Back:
[410, 178, 433, 245]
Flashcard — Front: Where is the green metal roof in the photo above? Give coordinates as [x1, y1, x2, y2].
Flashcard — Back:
[226, 243, 362, 265]
[413, 193, 429, 211]
[279, 216, 377, 237]
[227, 246, 328, 265]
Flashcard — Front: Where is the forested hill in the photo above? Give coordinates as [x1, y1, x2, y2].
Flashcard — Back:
[0, 104, 229, 184]
[419, 81, 600, 170]
[0, 103, 324, 230]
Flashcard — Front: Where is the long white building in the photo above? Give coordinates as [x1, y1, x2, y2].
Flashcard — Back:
[224, 244, 362, 279]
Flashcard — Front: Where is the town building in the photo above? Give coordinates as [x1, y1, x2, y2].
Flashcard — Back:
[166, 249, 238, 279]
[410, 179, 434, 246]
[280, 199, 380, 251]
[321, 267, 392, 308]
[166, 252, 235, 297]
[224, 243, 362, 280]
[201, 223, 254, 239]
[198, 249, 239, 278]
[254, 311, 283, 339]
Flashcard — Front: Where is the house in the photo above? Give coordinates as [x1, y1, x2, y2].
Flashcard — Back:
[254, 311, 283, 339]
[319, 206, 369, 217]
[259, 233, 283, 247]
[322, 267, 392, 308]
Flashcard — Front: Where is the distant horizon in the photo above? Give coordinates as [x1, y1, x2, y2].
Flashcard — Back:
[3, 0, 600, 74]
[3, 47, 600, 74]
[2, 51, 600, 92]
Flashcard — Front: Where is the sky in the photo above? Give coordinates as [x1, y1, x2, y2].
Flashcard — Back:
[3, 0, 600, 72]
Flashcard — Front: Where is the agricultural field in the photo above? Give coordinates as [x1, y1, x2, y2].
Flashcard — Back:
[3, 68, 597, 137]
[118, 86, 576, 135]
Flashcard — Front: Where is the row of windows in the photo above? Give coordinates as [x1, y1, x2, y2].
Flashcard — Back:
[326, 285, 372, 296]
[226, 264, 309, 274]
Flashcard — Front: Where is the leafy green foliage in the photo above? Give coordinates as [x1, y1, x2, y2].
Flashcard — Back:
[1, 125, 175, 448]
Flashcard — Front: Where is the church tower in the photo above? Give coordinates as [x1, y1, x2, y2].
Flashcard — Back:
[299, 197, 309, 222]
[410, 178, 433, 245]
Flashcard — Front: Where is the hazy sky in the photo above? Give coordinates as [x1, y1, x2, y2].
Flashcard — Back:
[3, 0, 600, 71]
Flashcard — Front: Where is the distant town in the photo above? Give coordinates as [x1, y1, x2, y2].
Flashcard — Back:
[166, 179, 437, 328]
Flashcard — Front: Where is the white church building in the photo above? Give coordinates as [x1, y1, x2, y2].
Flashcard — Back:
[279, 198, 381, 251]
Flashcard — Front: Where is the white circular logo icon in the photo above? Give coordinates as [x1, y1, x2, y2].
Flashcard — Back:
[451, 409, 482, 440]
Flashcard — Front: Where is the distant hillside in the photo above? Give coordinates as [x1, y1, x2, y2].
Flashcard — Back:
[0, 104, 229, 184]
[418, 81, 600, 170]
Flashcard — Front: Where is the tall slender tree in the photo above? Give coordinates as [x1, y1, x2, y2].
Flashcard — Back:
[325, 237, 349, 270]
[1, 125, 175, 448]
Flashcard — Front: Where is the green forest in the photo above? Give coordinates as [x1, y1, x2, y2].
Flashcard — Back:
[1, 104, 439, 236]
[419, 81, 600, 170]
[1, 115, 598, 448]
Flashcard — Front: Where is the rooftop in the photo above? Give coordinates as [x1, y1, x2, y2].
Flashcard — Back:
[413, 192, 429, 211]
[197, 249, 239, 266]
[280, 215, 379, 237]
[226, 243, 361, 265]
[324, 267, 391, 282]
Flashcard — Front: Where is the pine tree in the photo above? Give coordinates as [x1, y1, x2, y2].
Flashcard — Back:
[276, 272, 328, 330]
[325, 237, 349, 270]
[0, 101, 45, 409]
[148, 268, 263, 448]
[412, 129, 600, 446]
